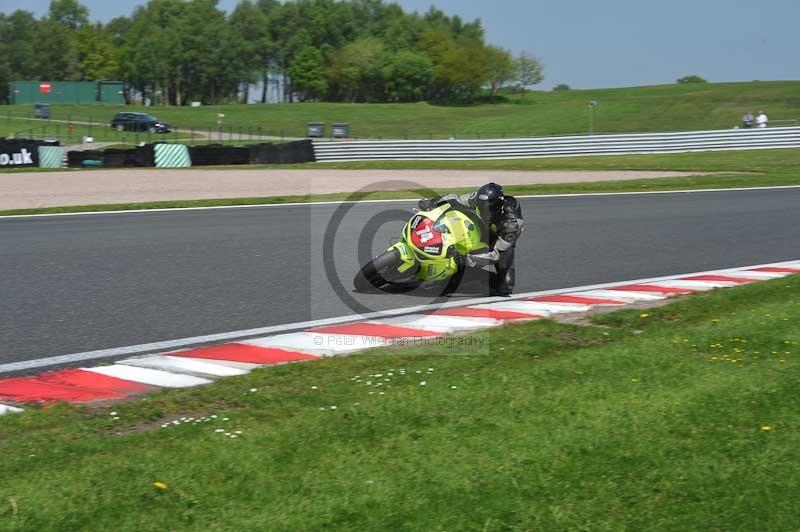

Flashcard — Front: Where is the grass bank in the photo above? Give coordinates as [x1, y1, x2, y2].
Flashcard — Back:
[3, 80, 799, 140]
[1, 274, 798, 530]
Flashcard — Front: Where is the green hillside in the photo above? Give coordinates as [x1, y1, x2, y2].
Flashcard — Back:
[3, 80, 799, 140]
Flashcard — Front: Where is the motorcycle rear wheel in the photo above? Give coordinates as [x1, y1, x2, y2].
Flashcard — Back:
[354, 249, 418, 292]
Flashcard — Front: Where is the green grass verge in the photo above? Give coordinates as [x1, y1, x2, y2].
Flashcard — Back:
[3, 80, 799, 139]
[1, 274, 797, 531]
[0, 116, 182, 144]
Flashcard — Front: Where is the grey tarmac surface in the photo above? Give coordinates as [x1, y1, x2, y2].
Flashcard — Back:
[0, 187, 798, 366]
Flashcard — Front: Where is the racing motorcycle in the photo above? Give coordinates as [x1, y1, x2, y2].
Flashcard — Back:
[354, 202, 490, 292]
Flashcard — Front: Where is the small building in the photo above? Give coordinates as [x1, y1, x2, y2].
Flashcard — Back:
[8, 81, 125, 105]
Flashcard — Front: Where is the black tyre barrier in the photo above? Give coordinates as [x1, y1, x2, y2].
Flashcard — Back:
[61, 139, 315, 169]
[249, 139, 315, 164]
[101, 145, 155, 168]
[189, 144, 251, 166]
[67, 149, 105, 168]
[0, 138, 58, 168]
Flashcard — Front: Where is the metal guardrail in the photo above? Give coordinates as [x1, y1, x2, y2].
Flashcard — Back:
[313, 127, 800, 161]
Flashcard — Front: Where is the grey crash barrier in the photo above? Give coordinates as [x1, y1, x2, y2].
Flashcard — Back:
[312, 127, 800, 161]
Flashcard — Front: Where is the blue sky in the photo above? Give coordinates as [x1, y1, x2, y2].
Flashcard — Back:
[6, 0, 799, 89]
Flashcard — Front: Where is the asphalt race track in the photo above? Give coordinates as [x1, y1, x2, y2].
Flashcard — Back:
[1, 187, 798, 366]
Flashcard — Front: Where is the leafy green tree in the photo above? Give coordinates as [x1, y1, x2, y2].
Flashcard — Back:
[515, 52, 544, 89]
[329, 37, 386, 102]
[677, 75, 707, 84]
[288, 45, 327, 101]
[0, 11, 40, 81]
[0, 0, 538, 105]
[435, 41, 489, 102]
[230, 0, 272, 103]
[175, 0, 249, 104]
[552, 83, 570, 91]
[34, 19, 81, 80]
[383, 13, 423, 50]
[77, 24, 120, 80]
[383, 50, 433, 102]
[48, 0, 89, 30]
[121, 2, 184, 105]
[485, 45, 515, 101]
[105, 16, 132, 48]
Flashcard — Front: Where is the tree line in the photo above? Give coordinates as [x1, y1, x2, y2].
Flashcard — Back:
[0, 0, 544, 105]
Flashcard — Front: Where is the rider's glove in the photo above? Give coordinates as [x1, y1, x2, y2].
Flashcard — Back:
[454, 254, 478, 269]
[418, 198, 436, 211]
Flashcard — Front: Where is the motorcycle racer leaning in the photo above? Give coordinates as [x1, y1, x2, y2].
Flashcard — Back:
[418, 182, 523, 295]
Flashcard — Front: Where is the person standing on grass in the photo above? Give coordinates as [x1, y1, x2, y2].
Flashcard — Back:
[742, 112, 754, 128]
[756, 110, 769, 128]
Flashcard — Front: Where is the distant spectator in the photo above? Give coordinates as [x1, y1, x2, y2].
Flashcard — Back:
[742, 112, 754, 128]
[756, 111, 768, 128]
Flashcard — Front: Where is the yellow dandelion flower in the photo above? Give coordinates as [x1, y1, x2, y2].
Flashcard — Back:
[761, 425, 772, 431]
[153, 482, 168, 490]
[640, 313, 649, 318]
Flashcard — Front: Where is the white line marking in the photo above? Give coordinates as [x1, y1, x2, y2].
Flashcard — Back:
[119, 355, 250, 378]
[84, 365, 212, 388]
[0, 404, 24, 415]
[2, 185, 799, 220]
[371, 315, 503, 333]
[0, 259, 796, 375]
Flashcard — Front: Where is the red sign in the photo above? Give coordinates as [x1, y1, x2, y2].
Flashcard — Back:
[40, 82, 52, 94]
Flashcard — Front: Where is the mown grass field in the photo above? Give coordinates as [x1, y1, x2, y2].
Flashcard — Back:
[2, 80, 799, 140]
[0, 116, 204, 145]
[0, 275, 798, 531]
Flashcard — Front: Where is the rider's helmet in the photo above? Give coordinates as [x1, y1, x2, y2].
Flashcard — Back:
[475, 182, 504, 220]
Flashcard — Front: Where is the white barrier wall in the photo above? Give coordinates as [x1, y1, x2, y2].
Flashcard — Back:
[313, 126, 800, 161]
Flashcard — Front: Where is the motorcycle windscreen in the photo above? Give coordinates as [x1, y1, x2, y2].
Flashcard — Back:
[409, 215, 444, 256]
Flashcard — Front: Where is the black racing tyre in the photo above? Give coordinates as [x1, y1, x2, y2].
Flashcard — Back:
[354, 259, 386, 291]
[353, 249, 409, 292]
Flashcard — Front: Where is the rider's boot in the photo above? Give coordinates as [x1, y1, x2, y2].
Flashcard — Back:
[490, 248, 515, 296]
